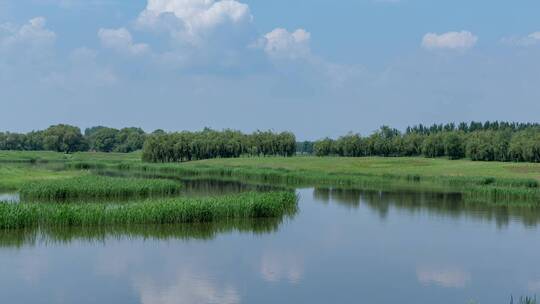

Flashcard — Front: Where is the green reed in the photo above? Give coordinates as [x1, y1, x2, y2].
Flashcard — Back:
[0, 191, 298, 229]
[19, 175, 182, 201]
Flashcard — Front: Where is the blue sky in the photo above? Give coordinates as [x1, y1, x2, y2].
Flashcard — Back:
[1, 0, 540, 139]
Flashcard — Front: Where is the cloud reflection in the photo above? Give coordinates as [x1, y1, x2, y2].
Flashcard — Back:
[260, 252, 304, 284]
[417, 266, 471, 288]
[135, 272, 240, 304]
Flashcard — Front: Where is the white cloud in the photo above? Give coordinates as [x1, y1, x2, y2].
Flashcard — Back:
[0, 17, 56, 52]
[422, 31, 478, 51]
[41, 47, 118, 89]
[137, 0, 252, 45]
[98, 27, 149, 55]
[501, 32, 540, 46]
[256, 28, 311, 60]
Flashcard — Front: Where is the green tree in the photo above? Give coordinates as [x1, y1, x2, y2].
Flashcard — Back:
[43, 124, 86, 153]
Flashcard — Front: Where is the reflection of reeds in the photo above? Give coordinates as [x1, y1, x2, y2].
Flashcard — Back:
[20, 175, 182, 202]
[511, 295, 537, 304]
[0, 217, 288, 248]
[0, 192, 298, 229]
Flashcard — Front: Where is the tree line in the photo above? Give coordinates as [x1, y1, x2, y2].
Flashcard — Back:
[142, 128, 296, 162]
[0, 124, 146, 153]
[312, 121, 540, 162]
[4, 121, 540, 163]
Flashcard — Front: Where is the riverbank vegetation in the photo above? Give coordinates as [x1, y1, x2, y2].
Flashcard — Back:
[0, 191, 297, 229]
[19, 175, 182, 202]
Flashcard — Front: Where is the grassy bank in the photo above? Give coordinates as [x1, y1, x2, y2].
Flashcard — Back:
[0, 191, 297, 229]
[19, 175, 182, 201]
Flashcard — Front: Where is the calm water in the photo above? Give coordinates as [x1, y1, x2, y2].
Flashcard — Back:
[1, 180, 540, 304]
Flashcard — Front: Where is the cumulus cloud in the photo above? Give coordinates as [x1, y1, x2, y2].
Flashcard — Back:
[501, 32, 540, 46]
[98, 27, 149, 55]
[421, 31, 478, 51]
[256, 28, 311, 60]
[137, 0, 252, 44]
[0, 17, 56, 53]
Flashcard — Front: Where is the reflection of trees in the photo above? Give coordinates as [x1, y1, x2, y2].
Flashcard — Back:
[96, 169, 287, 197]
[313, 187, 540, 228]
[0, 217, 290, 248]
[180, 179, 283, 197]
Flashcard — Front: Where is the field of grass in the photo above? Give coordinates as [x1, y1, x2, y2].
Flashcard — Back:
[180, 156, 540, 181]
[19, 175, 182, 201]
[0, 191, 297, 229]
[0, 164, 84, 191]
[0, 150, 141, 163]
[3, 150, 540, 180]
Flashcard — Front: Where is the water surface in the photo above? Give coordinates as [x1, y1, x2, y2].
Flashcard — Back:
[1, 180, 540, 304]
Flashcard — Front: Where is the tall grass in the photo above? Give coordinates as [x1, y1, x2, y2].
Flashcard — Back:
[0, 191, 298, 229]
[20, 175, 182, 201]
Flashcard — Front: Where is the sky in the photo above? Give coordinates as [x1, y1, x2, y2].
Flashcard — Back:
[1, 0, 540, 140]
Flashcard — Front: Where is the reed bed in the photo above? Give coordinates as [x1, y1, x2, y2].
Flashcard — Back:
[0, 191, 298, 229]
[19, 175, 182, 201]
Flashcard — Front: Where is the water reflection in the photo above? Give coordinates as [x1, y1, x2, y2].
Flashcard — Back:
[313, 187, 540, 228]
[260, 252, 304, 284]
[0, 218, 289, 248]
[1, 179, 540, 304]
[180, 178, 284, 197]
[0, 193, 19, 203]
[135, 272, 241, 304]
[416, 266, 471, 288]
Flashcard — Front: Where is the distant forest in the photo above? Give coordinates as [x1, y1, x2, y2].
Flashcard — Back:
[0, 125, 147, 153]
[3, 121, 540, 163]
[307, 121, 540, 163]
[0, 125, 297, 161]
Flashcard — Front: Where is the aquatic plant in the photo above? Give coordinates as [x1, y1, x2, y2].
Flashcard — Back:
[0, 191, 298, 229]
[19, 175, 182, 201]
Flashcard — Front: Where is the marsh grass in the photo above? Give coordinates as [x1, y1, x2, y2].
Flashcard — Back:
[19, 175, 182, 202]
[0, 191, 298, 229]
